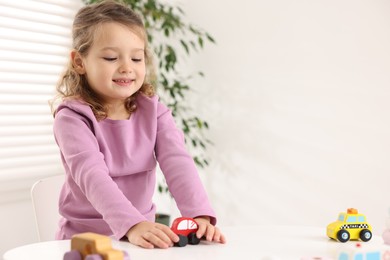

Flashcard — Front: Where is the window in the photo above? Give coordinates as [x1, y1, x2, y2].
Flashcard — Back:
[358, 216, 365, 222]
[347, 216, 357, 223]
[177, 220, 188, 230]
[0, 0, 83, 202]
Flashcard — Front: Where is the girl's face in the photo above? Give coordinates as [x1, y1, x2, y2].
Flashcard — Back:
[73, 22, 146, 106]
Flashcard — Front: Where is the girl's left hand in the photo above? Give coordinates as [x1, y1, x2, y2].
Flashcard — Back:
[194, 216, 226, 244]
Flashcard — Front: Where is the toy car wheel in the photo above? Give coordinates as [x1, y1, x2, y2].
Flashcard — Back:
[174, 235, 188, 247]
[359, 229, 372, 242]
[63, 250, 82, 260]
[85, 254, 103, 260]
[188, 232, 200, 245]
[337, 230, 350, 242]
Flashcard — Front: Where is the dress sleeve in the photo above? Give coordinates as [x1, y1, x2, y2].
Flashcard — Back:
[54, 108, 147, 239]
[154, 102, 217, 225]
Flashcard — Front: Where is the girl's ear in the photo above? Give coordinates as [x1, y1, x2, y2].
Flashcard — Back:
[71, 50, 86, 74]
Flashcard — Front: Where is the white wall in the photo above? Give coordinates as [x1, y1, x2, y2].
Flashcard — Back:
[181, 0, 390, 234]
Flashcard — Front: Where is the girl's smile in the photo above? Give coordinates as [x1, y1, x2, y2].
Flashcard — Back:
[112, 77, 135, 87]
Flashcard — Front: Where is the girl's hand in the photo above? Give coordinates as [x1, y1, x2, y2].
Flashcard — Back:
[126, 221, 179, 249]
[194, 216, 226, 244]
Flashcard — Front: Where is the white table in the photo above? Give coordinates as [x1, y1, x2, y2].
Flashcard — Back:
[3, 225, 388, 260]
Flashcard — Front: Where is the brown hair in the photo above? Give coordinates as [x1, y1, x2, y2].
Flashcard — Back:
[52, 0, 155, 119]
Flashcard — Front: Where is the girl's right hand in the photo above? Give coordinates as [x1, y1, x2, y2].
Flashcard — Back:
[126, 221, 179, 249]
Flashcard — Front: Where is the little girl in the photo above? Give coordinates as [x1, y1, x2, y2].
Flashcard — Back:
[52, 0, 225, 249]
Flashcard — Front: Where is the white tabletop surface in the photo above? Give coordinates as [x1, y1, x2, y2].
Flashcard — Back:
[3, 225, 389, 260]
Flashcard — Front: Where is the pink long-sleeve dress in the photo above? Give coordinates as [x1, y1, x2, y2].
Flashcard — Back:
[53, 94, 216, 240]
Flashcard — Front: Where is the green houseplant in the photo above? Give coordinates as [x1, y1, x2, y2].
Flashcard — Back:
[84, 0, 215, 223]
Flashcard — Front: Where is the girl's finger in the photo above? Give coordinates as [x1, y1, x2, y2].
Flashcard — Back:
[151, 227, 174, 246]
[196, 223, 207, 239]
[157, 224, 179, 242]
[212, 227, 221, 242]
[219, 233, 227, 243]
[136, 236, 154, 249]
[205, 224, 214, 241]
[143, 232, 170, 249]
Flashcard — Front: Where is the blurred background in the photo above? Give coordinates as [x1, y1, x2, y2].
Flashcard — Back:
[1, 0, 390, 256]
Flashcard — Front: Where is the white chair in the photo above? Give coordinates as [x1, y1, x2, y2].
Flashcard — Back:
[31, 174, 65, 241]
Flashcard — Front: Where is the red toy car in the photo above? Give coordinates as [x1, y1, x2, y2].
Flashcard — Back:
[171, 217, 201, 247]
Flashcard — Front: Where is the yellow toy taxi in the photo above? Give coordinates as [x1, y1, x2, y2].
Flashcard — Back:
[327, 208, 372, 243]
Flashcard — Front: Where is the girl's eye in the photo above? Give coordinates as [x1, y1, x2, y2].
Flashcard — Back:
[132, 58, 142, 62]
[103, 57, 117, 61]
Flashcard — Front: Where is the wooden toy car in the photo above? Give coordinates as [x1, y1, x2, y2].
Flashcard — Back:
[170, 217, 200, 247]
[63, 232, 130, 260]
[327, 208, 372, 243]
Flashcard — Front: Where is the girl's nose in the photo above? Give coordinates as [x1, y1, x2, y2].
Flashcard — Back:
[119, 61, 133, 74]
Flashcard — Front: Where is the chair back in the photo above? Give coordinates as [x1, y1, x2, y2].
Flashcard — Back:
[31, 175, 65, 241]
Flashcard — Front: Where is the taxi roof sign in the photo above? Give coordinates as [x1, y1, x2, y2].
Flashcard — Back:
[347, 208, 358, 214]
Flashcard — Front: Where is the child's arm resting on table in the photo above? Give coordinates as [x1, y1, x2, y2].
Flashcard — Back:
[194, 216, 226, 244]
[126, 221, 179, 249]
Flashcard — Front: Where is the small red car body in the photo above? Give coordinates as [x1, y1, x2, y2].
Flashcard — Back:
[170, 217, 200, 247]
